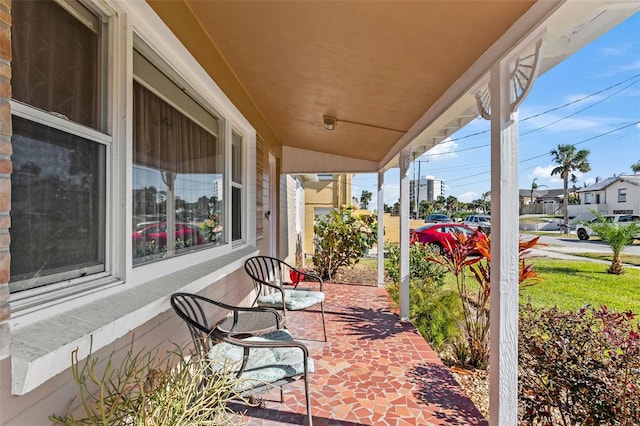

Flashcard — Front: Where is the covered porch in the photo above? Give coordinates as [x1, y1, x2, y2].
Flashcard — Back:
[233, 281, 486, 425]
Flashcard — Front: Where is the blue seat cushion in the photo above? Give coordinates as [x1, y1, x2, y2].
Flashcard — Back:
[208, 329, 314, 392]
[257, 289, 324, 310]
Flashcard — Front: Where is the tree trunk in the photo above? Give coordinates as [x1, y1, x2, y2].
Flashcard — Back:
[563, 173, 569, 234]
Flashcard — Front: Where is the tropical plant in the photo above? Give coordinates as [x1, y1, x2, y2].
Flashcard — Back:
[519, 305, 640, 425]
[632, 161, 640, 174]
[588, 211, 640, 275]
[550, 144, 591, 234]
[312, 207, 377, 280]
[51, 342, 246, 425]
[426, 233, 540, 368]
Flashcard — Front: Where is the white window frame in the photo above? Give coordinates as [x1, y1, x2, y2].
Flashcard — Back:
[8, 0, 258, 395]
[8, 0, 120, 299]
[618, 188, 627, 203]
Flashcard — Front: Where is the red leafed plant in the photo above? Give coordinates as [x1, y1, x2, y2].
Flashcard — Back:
[426, 231, 540, 368]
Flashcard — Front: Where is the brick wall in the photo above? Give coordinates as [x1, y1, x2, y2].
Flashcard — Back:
[0, 0, 10, 360]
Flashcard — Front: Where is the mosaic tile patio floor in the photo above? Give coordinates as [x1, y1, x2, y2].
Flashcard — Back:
[233, 282, 488, 426]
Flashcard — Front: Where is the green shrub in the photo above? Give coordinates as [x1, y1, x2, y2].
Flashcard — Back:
[312, 207, 377, 280]
[384, 241, 446, 285]
[519, 304, 640, 425]
[51, 342, 247, 425]
[385, 242, 457, 350]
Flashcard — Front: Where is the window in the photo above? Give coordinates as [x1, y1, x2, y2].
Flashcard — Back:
[618, 188, 627, 202]
[584, 193, 592, 204]
[10, 0, 108, 292]
[231, 131, 244, 242]
[132, 49, 225, 264]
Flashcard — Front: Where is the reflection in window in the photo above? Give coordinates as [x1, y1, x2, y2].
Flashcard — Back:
[132, 78, 224, 265]
[10, 0, 107, 292]
[10, 117, 106, 289]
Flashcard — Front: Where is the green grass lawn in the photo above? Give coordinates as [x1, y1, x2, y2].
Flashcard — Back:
[440, 258, 640, 313]
[521, 258, 640, 312]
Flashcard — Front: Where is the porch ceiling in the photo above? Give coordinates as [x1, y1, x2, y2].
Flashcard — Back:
[147, 0, 534, 164]
[147, 1, 639, 173]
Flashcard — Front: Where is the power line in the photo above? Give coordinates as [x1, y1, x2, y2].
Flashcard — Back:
[419, 73, 640, 157]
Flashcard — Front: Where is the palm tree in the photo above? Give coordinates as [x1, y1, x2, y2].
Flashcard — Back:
[550, 144, 590, 234]
[529, 178, 547, 214]
[631, 161, 640, 174]
[589, 212, 640, 275]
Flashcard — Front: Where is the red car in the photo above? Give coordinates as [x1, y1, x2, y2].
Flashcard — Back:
[132, 222, 206, 248]
[411, 223, 478, 253]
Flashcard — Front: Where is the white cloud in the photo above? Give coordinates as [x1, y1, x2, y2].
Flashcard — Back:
[532, 165, 589, 186]
[382, 183, 400, 205]
[422, 138, 458, 161]
[532, 165, 556, 179]
[457, 191, 478, 203]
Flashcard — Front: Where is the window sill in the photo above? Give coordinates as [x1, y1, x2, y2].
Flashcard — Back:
[9, 246, 258, 395]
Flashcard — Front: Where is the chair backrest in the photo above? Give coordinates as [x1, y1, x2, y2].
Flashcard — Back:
[170, 292, 215, 356]
[245, 256, 288, 297]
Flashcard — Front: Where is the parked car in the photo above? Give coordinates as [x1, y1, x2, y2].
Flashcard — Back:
[424, 214, 452, 223]
[411, 223, 477, 253]
[463, 214, 491, 233]
[575, 214, 640, 241]
[132, 222, 206, 248]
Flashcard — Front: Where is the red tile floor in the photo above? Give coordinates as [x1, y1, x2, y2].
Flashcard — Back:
[234, 282, 488, 426]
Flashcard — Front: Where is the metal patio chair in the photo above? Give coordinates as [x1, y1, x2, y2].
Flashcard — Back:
[244, 256, 327, 342]
[170, 292, 314, 425]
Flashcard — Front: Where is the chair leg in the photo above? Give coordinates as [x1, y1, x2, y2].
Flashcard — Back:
[320, 302, 327, 342]
[304, 361, 313, 426]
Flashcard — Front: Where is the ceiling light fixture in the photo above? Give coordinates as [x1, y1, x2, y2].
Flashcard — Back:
[322, 115, 407, 133]
[323, 116, 337, 131]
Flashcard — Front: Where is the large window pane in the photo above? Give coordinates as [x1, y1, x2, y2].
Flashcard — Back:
[10, 116, 106, 291]
[132, 81, 224, 265]
[12, 0, 101, 130]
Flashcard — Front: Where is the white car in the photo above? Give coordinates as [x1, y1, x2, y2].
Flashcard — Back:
[575, 214, 640, 241]
[463, 214, 491, 233]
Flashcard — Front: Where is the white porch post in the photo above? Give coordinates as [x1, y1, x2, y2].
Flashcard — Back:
[399, 149, 411, 320]
[478, 39, 543, 425]
[488, 60, 520, 425]
[377, 170, 385, 287]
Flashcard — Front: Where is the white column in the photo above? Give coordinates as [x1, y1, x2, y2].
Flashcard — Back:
[377, 170, 385, 287]
[489, 60, 520, 425]
[399, 149, 411, 320]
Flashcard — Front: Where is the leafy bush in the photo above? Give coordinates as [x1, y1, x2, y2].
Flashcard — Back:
[51, 342, 247, 425]
[384, 241, 447, 285]
[312, 207, 377, 280]
[386, 242, 457, 350]
[519, 304, 640, 425]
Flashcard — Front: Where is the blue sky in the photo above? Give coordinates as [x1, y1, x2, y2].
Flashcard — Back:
[352, 12, 640, 207]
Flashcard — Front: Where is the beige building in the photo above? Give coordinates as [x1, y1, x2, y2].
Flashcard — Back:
[303, 174, 352, 254]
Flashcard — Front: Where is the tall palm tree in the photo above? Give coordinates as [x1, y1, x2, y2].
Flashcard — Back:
[550, 144, 591, 234]
[631, 161, 640, 174]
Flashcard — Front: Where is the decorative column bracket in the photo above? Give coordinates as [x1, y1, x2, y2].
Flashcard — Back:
[476, 39, 544, 121]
